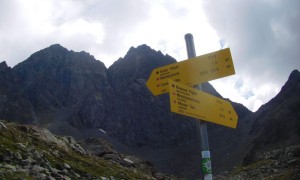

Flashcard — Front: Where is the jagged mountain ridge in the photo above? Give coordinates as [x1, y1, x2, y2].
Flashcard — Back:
[2, 44, 252, 148]
[215, 70, 300, 180]
[1, 44, 253, 178]
[241, 69, 300, 165]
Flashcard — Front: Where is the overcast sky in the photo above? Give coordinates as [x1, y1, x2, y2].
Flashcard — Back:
[1, 0, 299, 112]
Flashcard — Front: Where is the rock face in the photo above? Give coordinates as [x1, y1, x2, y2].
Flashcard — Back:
[241, 70, 300, 165]
[0, 61, 33, 123]
[106, 45, 199, 147]
[203, 70, 300, 180]
[13, 44, 113, 128]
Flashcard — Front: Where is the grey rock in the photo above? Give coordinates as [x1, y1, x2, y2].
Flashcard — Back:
[46, 176, 56, 180]
[14, 151, 23, 161]
[83, 173, 92, 179]
[66, 136, 86, 155]
[18, 168, 29, 174]
[288, 159, 299, 165]
[70, 170, 81, 178]
[21, 159, 32, 166]
[42, 162, 53, 172]
[0, 172, 5, 178]
[103, 153, 122, 163]
[123, 157, 134, 165]
[35, 173, 47, 179]
[51, 150, 60, 157]
[61, 175, 71, 180]
[72, 143, 86, 155]
[15, 143, 26, 149]
[31, 165, 47, 173]
[63, 162, 71, 169]
[61, 136, 87, 155]
[51, 171, 64, 179]
[3, 164, 17, 172]
[58, 169, 68, 175]
[50, 167, 59, 174]
[0, 122, 7, 130]
[74, 173, 81, 178]
[33, 150, 43, 160]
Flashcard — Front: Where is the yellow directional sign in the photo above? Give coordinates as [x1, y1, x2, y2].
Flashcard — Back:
[146, 48, 235, 96]
[169, 80, 238, 128]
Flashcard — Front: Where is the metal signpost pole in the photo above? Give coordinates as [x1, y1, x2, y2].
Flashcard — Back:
[184, 33, 213, 180]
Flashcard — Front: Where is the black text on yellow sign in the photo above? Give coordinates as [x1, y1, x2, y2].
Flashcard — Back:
[169, 80, 238, 128]
[147, 48, 235, 96]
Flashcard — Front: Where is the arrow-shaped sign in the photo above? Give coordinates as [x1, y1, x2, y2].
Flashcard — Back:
[169, 80, 238, 128]
[146, 48, 235, 96]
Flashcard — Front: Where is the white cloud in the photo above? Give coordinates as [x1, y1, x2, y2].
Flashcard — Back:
[203, 0, 300, 111]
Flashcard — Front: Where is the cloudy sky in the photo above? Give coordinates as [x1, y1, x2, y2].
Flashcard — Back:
[1, 0, 299, 111]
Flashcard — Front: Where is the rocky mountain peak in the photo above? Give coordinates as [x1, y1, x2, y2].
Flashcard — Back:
[13, 44, 107, 83]
[0, 61, 8, 71]
[127, 44, 151, 53]
[47, 43, 68, 51]
[15, 44, 102, 70]
[108, 44, 176, 89]
[264, 69, 300, 106]
[289, 69, 300, 79]
[24, 44, 69, 64]
[286, 69, 300, 87]
[125, 44, 163, 59]
[8, 44, 112, 127]
[238, 69, 300, 169]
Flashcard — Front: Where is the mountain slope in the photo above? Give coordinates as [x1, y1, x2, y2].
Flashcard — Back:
[12, 44, 115, 138]
[106, 44, 199, 147]
[216, 69, 300, 178]
[0, 120, 165, 179]
[216, 144, 300, 180]
[242, 70, 300, 165]
[0, 61, 33, 123]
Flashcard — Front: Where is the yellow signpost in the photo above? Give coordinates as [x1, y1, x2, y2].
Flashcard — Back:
[169, 80, 238, 128]
[146, 48, 235, 96]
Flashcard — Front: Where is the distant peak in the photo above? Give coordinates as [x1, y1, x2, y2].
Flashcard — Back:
[126, 44, 154, 55]
[136, 44, 152, 50]
[129, 44, 151, 50]
[289, 69, 300, 80]
[0, 61, 8, 70]
[46, 44, 68, 51]
[49, 44, 63, 47]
